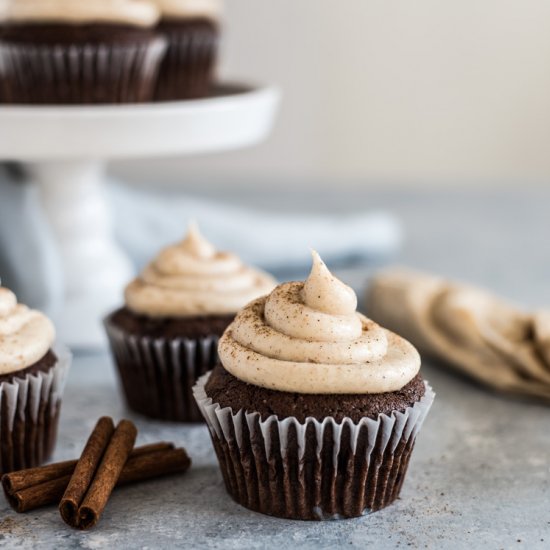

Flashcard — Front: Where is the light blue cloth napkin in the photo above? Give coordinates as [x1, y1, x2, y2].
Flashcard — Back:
[0, 165, 63, 314]
[111, 183, 402, 278]
[0, 172, 402, 314]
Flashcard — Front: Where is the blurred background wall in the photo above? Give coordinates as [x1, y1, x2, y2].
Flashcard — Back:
[113, 0, 550, 187]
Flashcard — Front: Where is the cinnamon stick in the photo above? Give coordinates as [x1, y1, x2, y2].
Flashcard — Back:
[59, 417, 114, 526]
[60, 418, 137, 529]
[2, 442, 177, 513]
[118, 448, 191, 485]
[8, 474, 72, 514]
[3, 460, 76, 495]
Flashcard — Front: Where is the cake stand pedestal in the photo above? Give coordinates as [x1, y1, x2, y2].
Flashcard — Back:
[0, 84, 280, 348]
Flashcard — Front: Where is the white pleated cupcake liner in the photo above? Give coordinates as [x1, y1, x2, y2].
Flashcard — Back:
[193, 372, 435, 520]
[105, 317, 219, 422]
[0, 343, 71, 474]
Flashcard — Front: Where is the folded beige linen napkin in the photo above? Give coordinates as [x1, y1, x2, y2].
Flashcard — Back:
[365, 269, 550, 401]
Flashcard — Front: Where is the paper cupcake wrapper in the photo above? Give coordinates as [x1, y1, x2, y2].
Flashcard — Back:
[0, 344, 71, 474]
[194, 373, 435, 520]
[104, 317, 221, 422]
[0, 39, 166, 104]
[155, 20, 218, 101]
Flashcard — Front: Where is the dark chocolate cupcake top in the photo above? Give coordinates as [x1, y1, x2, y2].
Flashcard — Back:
[0, 286, 55, 375]
[3, 0, 160, 27]
[218, 252, 421, 395]
[125, 223, 276, 318]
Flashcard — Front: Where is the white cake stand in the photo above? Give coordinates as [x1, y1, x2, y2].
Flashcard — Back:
[0, 83, 280, 348]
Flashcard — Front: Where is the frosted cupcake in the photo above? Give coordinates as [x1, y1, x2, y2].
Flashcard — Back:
[0, 0, 166, 104]
[105, 223, 276, 422]
[153, 0, 221, 100]
[0, 286, 71, 474]
[194, 252, 434, 520]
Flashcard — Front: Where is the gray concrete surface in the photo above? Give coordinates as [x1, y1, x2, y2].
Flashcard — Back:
[1, 188, 549, 549]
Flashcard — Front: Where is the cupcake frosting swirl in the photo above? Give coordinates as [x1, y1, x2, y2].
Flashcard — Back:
[0, 287, 55, 375]
[218, 252, 421, 394]
[154, 0, 221, 20]
[125, 223, 277, 317]
[4, 0, 160, 27]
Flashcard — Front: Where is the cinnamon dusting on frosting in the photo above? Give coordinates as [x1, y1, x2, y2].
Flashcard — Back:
[0, 287, 55, 375]
[125, 223, 276, 317]
[218, 252, 420, 394]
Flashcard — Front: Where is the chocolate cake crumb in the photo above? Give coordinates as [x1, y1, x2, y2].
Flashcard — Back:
[205, 364, 426, 422]
[109, 307, 234, 340]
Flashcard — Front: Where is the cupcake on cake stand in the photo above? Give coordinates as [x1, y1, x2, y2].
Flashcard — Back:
[0, 84, 280, 348]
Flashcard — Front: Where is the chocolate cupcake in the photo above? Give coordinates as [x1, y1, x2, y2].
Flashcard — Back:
[194, 252, 434, 520]
[0, 286, 71, 474]
[153, 0, 221, 100]
[0, 0, 166, 104]
[105, 223, 276, 422]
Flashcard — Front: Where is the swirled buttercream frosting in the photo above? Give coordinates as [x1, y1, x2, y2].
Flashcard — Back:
[154, 0, 221, 20]
[0, 287, 56, 375]
[125, 223, 277, 317]
[218, 252, 421, 394]
[4, 0, 160, 27]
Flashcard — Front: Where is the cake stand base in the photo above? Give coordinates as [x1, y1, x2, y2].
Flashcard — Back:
[0, 83, 280, 349]
[27, 160, 134, 348]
